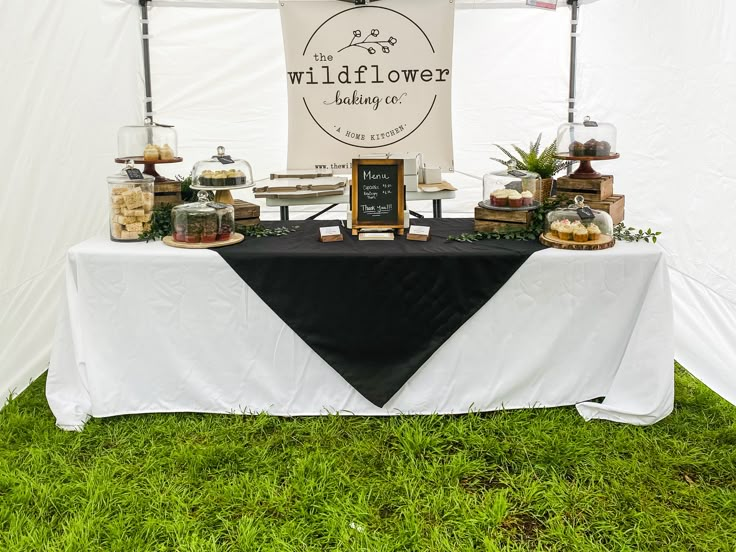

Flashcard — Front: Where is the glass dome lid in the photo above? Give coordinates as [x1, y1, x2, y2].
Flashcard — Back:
[171, 192, 235, 243]
[117, 118, 179, 161]
[556, 116, 617, 157]
[544, 195, 614, 243]
[482, 162, 540, 205]
[192, 146, 254, 189]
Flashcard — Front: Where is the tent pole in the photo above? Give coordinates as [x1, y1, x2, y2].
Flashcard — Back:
[140, 0, 154, 123]
[566, 0, 579, 175]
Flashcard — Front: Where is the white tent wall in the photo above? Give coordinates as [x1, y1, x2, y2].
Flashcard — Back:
[0, 0, 142, 405]
[2, 0, 735, 407]
[574, 0, 736, 404]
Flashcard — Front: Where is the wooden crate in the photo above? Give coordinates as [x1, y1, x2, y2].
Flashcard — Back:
[153, 181, 182, 206]
[588, 194, 625, 225]
[556, 175, 613, 202]
[233, 199, 261, 227]
[233, 199, 260, 220]
[474, 206, 532, 232]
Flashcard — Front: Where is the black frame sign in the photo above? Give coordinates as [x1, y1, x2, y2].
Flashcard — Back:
[351, 158, 405, 235]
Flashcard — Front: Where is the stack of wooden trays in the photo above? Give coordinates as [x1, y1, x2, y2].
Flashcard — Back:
[153, 181, 182, 207]
[555, 175, 624, 224]
[233, 199, 260, 227]
[473, 205, 535, 233]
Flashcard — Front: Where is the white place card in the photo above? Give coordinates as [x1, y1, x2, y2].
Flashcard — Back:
[407, 225, 431, 242]
[409, 225, 430, 236]
[319, 226, 343, 242]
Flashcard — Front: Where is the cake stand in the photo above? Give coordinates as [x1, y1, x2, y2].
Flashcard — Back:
[189, 182, 253, 205]
[554, 153, 620, 179]
[114, 156, 184, 183]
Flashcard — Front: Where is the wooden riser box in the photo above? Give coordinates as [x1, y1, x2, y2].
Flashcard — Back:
[587, 194, 625, 225]
[474, 206, 532, 233]
[556, 175, 613, 202]
[234, 199, 261, 227]
[233, 199, 260, 220]
[153, 181, 182, 206]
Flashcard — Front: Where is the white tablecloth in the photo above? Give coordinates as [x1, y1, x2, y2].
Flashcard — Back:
[47, 237, 674, 429]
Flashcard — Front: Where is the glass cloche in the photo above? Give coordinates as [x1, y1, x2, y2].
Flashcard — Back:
[483, 164, 539, 207]
[117, 118, 179, 161]
[544, 195, 613, 243]
[107, 163, 155, 242]
[192, 146, 254, 188]
[171, 194, 235, 243]
[556, 116, 617, 157]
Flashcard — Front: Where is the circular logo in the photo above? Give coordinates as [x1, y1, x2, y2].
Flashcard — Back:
[293, 6, 445, 149]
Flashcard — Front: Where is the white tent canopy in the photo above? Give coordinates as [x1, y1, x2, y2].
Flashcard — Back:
[1, 0, 735, 408]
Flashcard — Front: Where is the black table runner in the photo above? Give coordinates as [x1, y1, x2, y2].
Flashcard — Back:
[215, 218, 544, 406]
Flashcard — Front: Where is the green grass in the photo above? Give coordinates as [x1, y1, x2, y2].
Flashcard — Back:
[1, 365, 735, 551]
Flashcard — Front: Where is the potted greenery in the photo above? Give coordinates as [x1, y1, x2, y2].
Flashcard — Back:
[491, 134, 573, 202]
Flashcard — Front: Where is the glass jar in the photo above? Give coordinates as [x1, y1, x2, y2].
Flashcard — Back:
[482, 165, 539, 207]
[170, 195, 235, 244]
[117, 118, 179, 161]
[107, 165, 155, 242]
[556, 116, 617, 157]
[545, 195, 614, 243]
[192, 146, 254, 189]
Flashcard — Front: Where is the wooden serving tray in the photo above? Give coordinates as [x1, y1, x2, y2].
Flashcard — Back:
[114, 156, 183, 164]
[162, 233, 244, 249]
[540, 232, 614, 250]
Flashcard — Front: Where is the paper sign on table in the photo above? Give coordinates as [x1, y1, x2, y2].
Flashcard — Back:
[319, 226, 343, 243]
[407, 225, 431, 242]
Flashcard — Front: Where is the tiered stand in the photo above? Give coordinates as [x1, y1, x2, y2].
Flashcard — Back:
[554, 152, 620, 179]
[189, 182, 251, 206]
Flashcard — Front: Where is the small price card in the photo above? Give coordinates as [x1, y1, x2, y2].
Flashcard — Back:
[407, 225, 431, 242]
[319, 226, 343, 243]
[125, 168, 144, 180]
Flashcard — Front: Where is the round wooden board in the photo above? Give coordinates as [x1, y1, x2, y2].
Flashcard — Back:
[115, 156, 184, 164]
[554, 153, 620, 161]
[162, 232, 244, 249]
[540, 232, 615, 251]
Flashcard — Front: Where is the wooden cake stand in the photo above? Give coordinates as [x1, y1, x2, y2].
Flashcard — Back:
[554, 153, 620, 179]
[189, 183, 253, 205]
[115, 156, 184, 183]
[162, 232, 244, 249]
[540, 232, 615, 251]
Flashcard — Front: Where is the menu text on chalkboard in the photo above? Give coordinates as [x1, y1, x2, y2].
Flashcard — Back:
[351, 158, 405, 235]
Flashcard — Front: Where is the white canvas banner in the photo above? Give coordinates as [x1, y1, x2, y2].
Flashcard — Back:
[280, 0, 455, 171]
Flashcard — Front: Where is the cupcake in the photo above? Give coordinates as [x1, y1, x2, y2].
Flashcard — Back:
[521, 190, 534, 206]
[571, 220, 585, 231]
[587, 223, 602, 241]
[570, 141, 585, 156]
[574, 226, 589, 242]
[212, 171, 227, 187]
[549, 220, 560, 238]
[595, 141, 611, 156]
[160, 144, 175, 160]
[491, 189, 509, 207]
[558, 220, 573, 241]
[143, 143, 159, 162]
[508, 191, 523, 208]
[583, 139, 598, 156]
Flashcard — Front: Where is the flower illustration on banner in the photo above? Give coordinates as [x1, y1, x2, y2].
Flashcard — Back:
[339, 29, 398, 54]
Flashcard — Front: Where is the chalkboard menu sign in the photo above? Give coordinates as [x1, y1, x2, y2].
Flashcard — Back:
[351, 158, 405, 235]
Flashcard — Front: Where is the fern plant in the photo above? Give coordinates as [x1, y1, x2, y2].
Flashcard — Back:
[491, 134, 573, 179]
